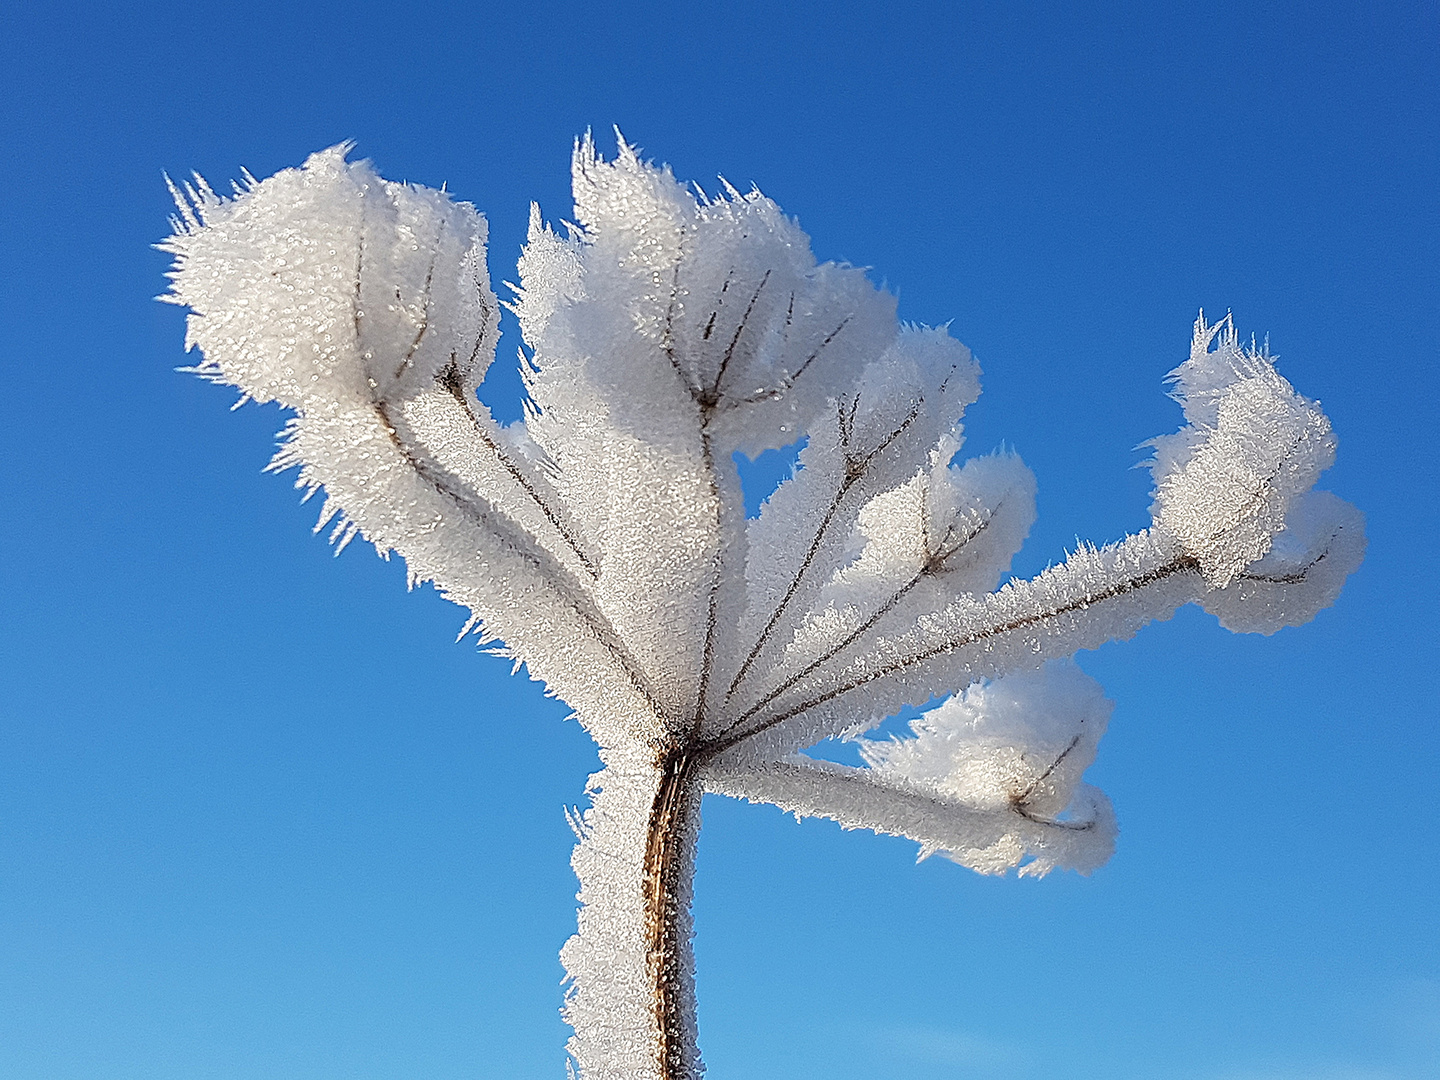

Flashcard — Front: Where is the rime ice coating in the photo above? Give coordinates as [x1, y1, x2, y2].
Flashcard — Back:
[166, 146, 496, 408]
[163, 140, 1363, 1080]
[1148, 313, 1341, 587]
[709, 661, 1116, 877]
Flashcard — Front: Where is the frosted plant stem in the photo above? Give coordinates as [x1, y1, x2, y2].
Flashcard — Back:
[565, 753, 703, 1080]
[643, 747, 703, 1080]
[374, 398, 662, 714]
[725, 509, 997, 736]
[436, 361, 599, 578]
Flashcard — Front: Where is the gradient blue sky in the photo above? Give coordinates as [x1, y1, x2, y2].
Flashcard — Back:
[2, 2, 1436, 1078]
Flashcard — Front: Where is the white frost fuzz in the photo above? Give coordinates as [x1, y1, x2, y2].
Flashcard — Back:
[165, 140, 1362, 1080]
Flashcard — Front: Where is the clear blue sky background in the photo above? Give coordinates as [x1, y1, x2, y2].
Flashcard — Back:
[1, 2, 1435, 1078]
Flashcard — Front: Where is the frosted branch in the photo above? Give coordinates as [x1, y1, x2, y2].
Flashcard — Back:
[703, 757, 1115, 878]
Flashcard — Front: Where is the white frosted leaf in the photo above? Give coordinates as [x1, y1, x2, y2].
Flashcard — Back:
[760, 448, 1038, 709]
[563, 135, 898, 457]
[724, 326, 985, 717]
[720, 529, 1201, 759]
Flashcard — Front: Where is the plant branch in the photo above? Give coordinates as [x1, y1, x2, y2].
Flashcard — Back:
[437, 362, 600, 578]
[374, 396, 671, 725]
[643, 747, 703, 1080]
[726, 504, 998, 735]
[726, 398, 923, 701]
[706, 553, 1204, 757]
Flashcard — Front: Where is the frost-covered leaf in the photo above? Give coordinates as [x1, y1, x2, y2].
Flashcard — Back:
[563, 134, 898, 456]
[723, 325, 984, 718]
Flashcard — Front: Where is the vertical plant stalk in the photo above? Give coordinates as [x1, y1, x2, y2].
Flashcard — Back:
[643, 747, 703, 1080]
[565, 748, 705, 1080]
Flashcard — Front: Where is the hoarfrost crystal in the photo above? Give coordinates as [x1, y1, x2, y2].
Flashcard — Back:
[161, 137, 1364, 1080]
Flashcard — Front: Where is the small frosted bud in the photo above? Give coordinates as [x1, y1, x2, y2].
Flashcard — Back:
[1200, 489, 1366, 634]
[860, 660, 1112, 822]
[847, 325, 980, 459]
[162, 145, 496, 411]
[1148, 313, 1336, 586]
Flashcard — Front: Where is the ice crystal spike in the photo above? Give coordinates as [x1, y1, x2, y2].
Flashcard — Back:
[162, 141, 1364, 1080]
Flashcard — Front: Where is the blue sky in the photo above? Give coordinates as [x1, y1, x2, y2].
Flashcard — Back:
[1, 2, 1435, 1078]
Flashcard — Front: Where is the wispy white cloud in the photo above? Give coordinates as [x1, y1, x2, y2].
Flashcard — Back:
[1215, 1067, 1407, 1080]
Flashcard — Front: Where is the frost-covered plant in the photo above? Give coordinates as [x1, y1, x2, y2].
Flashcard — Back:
[161, 138, 1364, 1080]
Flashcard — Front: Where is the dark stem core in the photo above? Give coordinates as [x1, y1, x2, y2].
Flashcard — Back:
[643, 746, 703, 1080]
